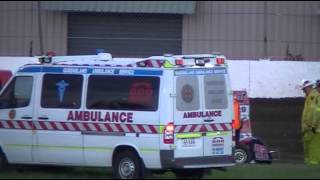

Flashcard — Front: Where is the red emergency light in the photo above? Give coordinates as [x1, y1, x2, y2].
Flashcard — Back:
[175, 59, 184, 66]
[216, 57, 225, 65]
[46, 51, 56, 57]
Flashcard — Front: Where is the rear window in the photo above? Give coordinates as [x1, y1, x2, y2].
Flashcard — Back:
[87, 75, 160, 111]
[176, 76, 200, 111]
[204, 75, 228, 109]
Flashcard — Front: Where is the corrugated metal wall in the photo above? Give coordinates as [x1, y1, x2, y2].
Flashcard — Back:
[41, 1, 196, 14]
[1, 1, 319, 60]
[67, 13, 182, 57]
[0, 1, 67, 56]
[182, 1, 320, 60]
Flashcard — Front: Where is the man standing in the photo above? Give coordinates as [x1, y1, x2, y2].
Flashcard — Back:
[300, 80, 317, 164]
[309, 80, 320, 165]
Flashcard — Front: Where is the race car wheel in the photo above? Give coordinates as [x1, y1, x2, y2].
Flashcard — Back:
[234, 144, 253, 164]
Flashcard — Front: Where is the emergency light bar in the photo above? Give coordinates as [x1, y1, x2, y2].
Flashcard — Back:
[36, 52, 227, 69]
[38, 53, 114, 65]
[194, 57, 210, 66]
[174, 54, 226, 67]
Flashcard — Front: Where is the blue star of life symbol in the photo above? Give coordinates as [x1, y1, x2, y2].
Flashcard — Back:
[56, 80, 69, 103]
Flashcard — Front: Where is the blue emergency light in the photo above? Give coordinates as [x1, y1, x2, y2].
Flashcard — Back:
[96, 48, 105, 54]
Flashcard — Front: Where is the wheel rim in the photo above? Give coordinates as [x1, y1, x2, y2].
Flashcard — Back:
[235, 149, 248, 164]
[118, 158, 136, 179]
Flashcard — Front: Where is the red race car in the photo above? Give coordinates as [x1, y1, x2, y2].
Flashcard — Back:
[233, 91, 273, 164]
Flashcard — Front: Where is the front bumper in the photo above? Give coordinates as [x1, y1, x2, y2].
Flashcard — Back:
[160, 150, 235, 169]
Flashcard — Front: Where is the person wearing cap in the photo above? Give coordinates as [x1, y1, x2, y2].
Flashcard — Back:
[309, 80, 320, 165]
[300, 80, 318, 164]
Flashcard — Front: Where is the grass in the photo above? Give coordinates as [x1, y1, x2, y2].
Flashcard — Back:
[206, 164, 320, 179]
[0, 163, 320, 179]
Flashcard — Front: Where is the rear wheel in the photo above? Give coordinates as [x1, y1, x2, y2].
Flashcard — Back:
[234, 144, 253, 164]
[173, 169, 205, 179]
[113, 150, 143, 179]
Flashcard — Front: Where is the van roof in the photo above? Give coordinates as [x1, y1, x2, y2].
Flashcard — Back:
[17, 65, 164, 76]
[17, 64, 228, 76]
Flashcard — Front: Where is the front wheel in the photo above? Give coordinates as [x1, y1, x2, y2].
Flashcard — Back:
[113, 150, 143, 179]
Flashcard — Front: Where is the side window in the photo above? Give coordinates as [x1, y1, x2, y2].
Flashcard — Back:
[87, 75, 160, 111]
[176, 76, 200, 111]
[41, 74, 83, 109]
[204, 75, 228, 109]
[0, 76, 33, 109]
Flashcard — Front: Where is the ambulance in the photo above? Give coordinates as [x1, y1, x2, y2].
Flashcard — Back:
[0, 53, 235, 178]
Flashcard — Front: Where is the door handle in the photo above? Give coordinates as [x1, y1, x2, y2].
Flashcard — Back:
[21, 116, 32, 120]
[204, 119, 214, 123]
[38, 117, 49, 120]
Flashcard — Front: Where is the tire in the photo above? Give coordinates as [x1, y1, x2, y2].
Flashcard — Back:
[0, 150, 7, 171]
[234, 144, 253, 164]
[174, 169, 205, 179]
[113, 150, 143, 179]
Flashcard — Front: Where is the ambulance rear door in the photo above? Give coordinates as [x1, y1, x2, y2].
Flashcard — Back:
[202, 72, 233, 157]
[173, 69, 205, 158]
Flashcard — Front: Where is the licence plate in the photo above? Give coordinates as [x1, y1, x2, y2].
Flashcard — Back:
[212, 147, 225, 155]
[182, 138, 196, 147]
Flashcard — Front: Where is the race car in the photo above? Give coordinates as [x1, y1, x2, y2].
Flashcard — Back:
[233, 91, 273, 164]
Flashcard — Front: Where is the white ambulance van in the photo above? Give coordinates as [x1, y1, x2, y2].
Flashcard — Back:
[0, 53, 235, 178]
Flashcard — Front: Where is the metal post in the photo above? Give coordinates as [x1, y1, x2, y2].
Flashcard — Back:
[29, 40, 33, 57]
[37, 1, 44, 55]
[263, 1, 268, 58]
